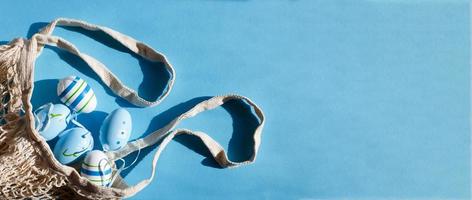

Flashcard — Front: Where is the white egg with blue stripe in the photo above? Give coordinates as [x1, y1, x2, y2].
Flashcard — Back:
[81, 150, 113, 187]
[57, 76, 97, 113]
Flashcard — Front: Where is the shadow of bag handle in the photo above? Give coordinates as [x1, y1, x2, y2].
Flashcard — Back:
[31, 18, 175, 107]
[106, 94, 265, 198]
[29, 18, 265, 198]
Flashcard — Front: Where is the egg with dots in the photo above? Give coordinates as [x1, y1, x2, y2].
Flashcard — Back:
[81, 150, 113, 187]
[57, 76, 97, 113]
[100, 108, 132, 151]
[53, 127, 94, 165]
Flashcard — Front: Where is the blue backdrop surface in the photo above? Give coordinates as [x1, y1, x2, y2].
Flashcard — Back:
[1, 0, 470, 199]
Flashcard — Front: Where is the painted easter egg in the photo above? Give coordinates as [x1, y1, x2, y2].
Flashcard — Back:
[34, 103, 71, 141]
[53, 127, 94, 165]
[57, 76, 97, 113]
[100, 108, 132, 151]
[81, 150, 113, 187]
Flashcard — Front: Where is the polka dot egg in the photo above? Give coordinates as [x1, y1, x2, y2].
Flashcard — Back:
[81, 150, 113, 187]
[100, 108, 132, 151]
[57, 76, 97, 113]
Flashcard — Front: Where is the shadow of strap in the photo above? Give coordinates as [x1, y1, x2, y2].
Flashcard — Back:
[29, 18, 175, 107]
[105, 94, 265, 198]
[24, 18, 265, 198]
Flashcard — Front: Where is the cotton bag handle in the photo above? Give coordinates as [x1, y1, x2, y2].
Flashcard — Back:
[32, 18, 175, 107]
[31, 18, 265, 198]
[106, 94, 265, 197]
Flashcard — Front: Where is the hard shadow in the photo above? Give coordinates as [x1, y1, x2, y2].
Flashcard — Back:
[28, 22, 172, 108]
[31, 79, 61, 158]
[45, 45, 120, 101]
[30, 58, 107, 153]
[60, 26, 172, 106]
[78, 110, 108, 150]
[46, 136, 59, 153]
[120, 97, 262, 177]
[120, 96, 212, 177]
[26, 22, 48, 38]
[31, 79, 60, 109]
[173, 133, 222, 168]
[27, 21, 262, 178]
[222, 99, 259, 162]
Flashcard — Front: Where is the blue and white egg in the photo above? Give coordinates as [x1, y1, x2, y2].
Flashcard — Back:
[57, 76, 97, 113]
[100, 108, 132, 151]
[35, 103, 71, 141]
[81, 150, 113, 187]
[53, 127, 94, 165]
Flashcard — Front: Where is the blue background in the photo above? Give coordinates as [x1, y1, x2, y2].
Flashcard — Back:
[1, 0, 470, 199]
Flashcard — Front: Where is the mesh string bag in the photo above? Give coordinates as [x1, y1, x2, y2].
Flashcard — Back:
[0, 18, 265, 199]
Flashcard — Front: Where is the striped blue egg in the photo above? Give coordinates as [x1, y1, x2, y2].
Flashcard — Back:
[81, 150, 113, 187]
[57, 76, 97, 113]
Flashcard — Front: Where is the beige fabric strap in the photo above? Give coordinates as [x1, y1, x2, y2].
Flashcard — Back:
[105, 94, 265, 197]
[32, 18, 175, 107]
[30, 18, 265, 198]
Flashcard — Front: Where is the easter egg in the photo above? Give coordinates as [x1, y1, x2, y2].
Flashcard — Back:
[57, 76, 97, 113]
[100, 108, 132, 151]
[81, 150, 113, 187]
[34, 103, 71, 141]
[53, 127, 94, 165]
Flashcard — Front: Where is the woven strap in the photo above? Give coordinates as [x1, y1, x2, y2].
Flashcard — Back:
[32, 18, 175, 107]
[106, 94, 265, 197]
[30, 18, 265, 198]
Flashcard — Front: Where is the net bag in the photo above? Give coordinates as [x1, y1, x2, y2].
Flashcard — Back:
[0, 18, 265, 199]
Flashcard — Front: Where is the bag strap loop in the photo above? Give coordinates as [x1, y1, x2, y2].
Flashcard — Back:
[106, 94, 265, 197]
[32, 18, 175, 107]
[31, 18, 265, 198]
